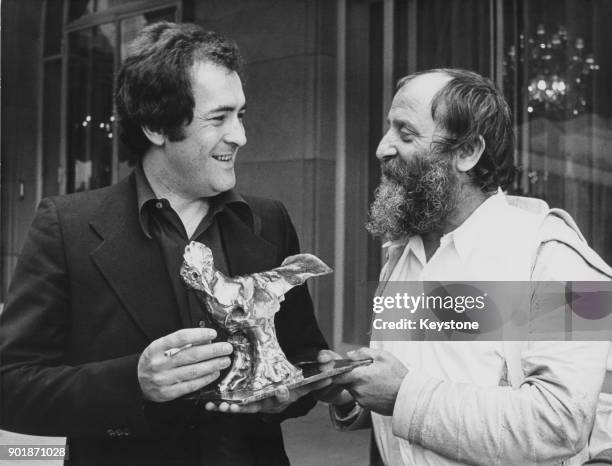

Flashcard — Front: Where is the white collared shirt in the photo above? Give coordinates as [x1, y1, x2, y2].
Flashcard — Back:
[370, 191, 610, 466]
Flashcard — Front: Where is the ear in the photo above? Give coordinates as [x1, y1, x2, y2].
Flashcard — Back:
[455, 135, 485, 173]
[141, 126, 165, 147]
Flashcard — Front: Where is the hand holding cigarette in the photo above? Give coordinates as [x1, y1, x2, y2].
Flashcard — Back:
[137, 328, 234, 402]
[164, 343, 193, 357]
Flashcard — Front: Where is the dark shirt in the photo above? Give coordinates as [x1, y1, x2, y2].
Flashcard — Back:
[134, 163, 245, 333]
[134, 166, 279, 465]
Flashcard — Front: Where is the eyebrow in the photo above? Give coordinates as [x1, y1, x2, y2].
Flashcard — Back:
[206, 104, 247, 114]
[392, 118, 420, 136]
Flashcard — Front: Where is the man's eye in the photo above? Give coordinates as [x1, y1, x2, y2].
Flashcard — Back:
[238, 113, 246, 120]
[210, 116, 225, 122]
[400, 133, 413, 142]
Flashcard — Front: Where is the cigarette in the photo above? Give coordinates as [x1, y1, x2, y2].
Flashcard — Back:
[164, 343, 193, 357]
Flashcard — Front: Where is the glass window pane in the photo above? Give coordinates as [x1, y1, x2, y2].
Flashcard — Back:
[69, 0, 173, 21]
[416, 0, 491, 75]
[44, 0, 64, 56]
[119, 7, 178, 61]
[67, 23, 115, 192]
[142, 6, 178, 24]
[42, 59, 62, 197]
[96, 0, 131, 11]
[67, 28, 90, 192]
[90, 23, 116, 189]
[68, 0, 95, 22]
[503, 0, 612, 264]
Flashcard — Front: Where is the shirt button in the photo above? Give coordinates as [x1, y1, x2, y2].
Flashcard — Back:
[198, 320, 206, 328]
[155, 201, 163, 209]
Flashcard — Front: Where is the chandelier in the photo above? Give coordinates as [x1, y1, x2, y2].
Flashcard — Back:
[505, 24, 599, 120]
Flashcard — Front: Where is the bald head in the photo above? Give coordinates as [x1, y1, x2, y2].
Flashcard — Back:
[393, 71, 452, 112]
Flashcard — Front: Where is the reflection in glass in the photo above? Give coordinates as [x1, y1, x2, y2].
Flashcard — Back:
[503, 0, 612, 264]
[505, 23, 599, 120]
[69, 0, 141, 21]
[66, 6, 178, 193]
[120, 8, 178, 60]
[44, 0, 64, 56]
[69, 0, 95, 22]
[43, 60, 62, 197]
[67, 24, 115, 192]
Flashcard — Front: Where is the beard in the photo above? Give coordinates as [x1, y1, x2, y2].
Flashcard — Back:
[366, 149, 460, 240]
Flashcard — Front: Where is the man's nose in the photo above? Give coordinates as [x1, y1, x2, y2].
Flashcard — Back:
[376, 131, 397, 160]
[225, 116, 247, 147]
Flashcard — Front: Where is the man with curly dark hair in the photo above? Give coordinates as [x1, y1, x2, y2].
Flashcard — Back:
[0, 22, 327, 465]
[318, 69, 611, 465]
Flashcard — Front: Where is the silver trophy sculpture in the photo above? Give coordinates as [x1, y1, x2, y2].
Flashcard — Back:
[180, 241, 332, 399]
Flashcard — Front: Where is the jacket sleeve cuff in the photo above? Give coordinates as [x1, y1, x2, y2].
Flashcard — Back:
[392, 369, 442, 442]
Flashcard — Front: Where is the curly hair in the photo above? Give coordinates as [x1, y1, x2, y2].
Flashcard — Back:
[114, 22, 244, 164]
[397, 68, 516, 192]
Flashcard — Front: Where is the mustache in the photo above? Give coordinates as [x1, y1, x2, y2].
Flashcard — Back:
[380, 157, 406, 181]
[381, 155, 430, 181]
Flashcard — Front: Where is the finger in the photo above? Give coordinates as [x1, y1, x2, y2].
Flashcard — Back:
[205, 402, 218, 411]
[332, 367, 363, 385]
[346, 347, 378, 361]
[165, 356, 231, 384]
[156, 328, 218, 351]
[229, 401, 264, 414]
[318, 362, 337, 375]
[233, 397, 282, 414]
[218, 402, 231, 413]
[227, 403, 258, 414]
[273, 386, 290, 404]
[331, 373, 351, 385]
[206, 401, 261, 414]
[312, 384, 347, 403]
[171, 342, 233, 367]
[293, 378, 332, 399]
[311, 378, 333, 391]
[317, 349, 342, 363]
[162, 370, 221, 399]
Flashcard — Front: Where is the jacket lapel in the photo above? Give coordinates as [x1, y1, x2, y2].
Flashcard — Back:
[89, 176, 182, 342]
[218, 207, 278, 276]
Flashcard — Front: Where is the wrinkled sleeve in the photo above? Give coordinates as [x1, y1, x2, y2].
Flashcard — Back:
[390, 241, 610, 465]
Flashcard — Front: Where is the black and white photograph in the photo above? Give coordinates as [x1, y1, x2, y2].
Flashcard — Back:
[1, 1, 611, 465]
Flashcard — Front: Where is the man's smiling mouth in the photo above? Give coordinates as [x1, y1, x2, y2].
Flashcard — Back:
[212, 154, 233, 162]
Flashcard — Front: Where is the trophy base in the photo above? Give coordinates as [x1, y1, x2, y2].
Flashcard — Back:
[194, 358, 371, 406]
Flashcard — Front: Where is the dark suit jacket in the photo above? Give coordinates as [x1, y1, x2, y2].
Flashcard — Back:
[0, 174, 328, 465]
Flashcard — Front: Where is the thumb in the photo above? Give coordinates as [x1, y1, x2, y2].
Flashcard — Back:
[347, 347, 377, 361]
[317, 349, 342, 363]
[274, 385, 290, 404]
